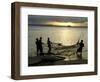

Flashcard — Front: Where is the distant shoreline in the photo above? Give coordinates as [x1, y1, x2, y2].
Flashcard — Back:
[28, 24, 87, 28]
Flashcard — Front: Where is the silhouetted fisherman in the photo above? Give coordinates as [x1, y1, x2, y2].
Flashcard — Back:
[76, 40, 84, 60]
[39, 37, 43, 55]
[35, 38, 39, 56]
[47, 37, 52, 54]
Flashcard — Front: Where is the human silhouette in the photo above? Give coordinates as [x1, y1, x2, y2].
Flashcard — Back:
[35, 38, 39, 56]
[76, 40, 84, 60]
[39, 37, 43, 55]
[47, 37, 52, 54]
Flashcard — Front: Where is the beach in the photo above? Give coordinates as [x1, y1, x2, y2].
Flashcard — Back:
[28, 26, 88, 66]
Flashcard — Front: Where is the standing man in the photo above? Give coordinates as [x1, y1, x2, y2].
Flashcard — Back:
[39, 37, 43, 55]
[35, 38, 39, 56]
[47, 37, 52, 54]
[76, 40, 84, 60]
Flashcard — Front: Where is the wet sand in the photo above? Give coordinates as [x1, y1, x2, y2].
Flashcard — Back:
[28, 56, 87, 66]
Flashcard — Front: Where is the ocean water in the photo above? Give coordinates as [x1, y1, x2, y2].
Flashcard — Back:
[28, 26, 88, 59]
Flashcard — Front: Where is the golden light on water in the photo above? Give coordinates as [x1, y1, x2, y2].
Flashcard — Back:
[58, 29, 78, 45]
[46, 21, 82, 27]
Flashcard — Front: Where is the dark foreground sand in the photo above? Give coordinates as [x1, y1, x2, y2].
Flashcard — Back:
[28, 56, 87, 66]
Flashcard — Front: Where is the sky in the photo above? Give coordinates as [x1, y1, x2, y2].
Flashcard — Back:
[28, 15, 88, 27]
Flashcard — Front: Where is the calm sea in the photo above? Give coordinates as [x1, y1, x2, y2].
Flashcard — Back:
[28, 26, 88, 58]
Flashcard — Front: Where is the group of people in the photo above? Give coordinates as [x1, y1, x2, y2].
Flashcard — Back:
[35, 37, 84, 60]
[35, 37, 52, 56]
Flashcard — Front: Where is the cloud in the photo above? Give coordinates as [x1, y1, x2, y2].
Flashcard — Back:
[28, 15, 87, 27]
